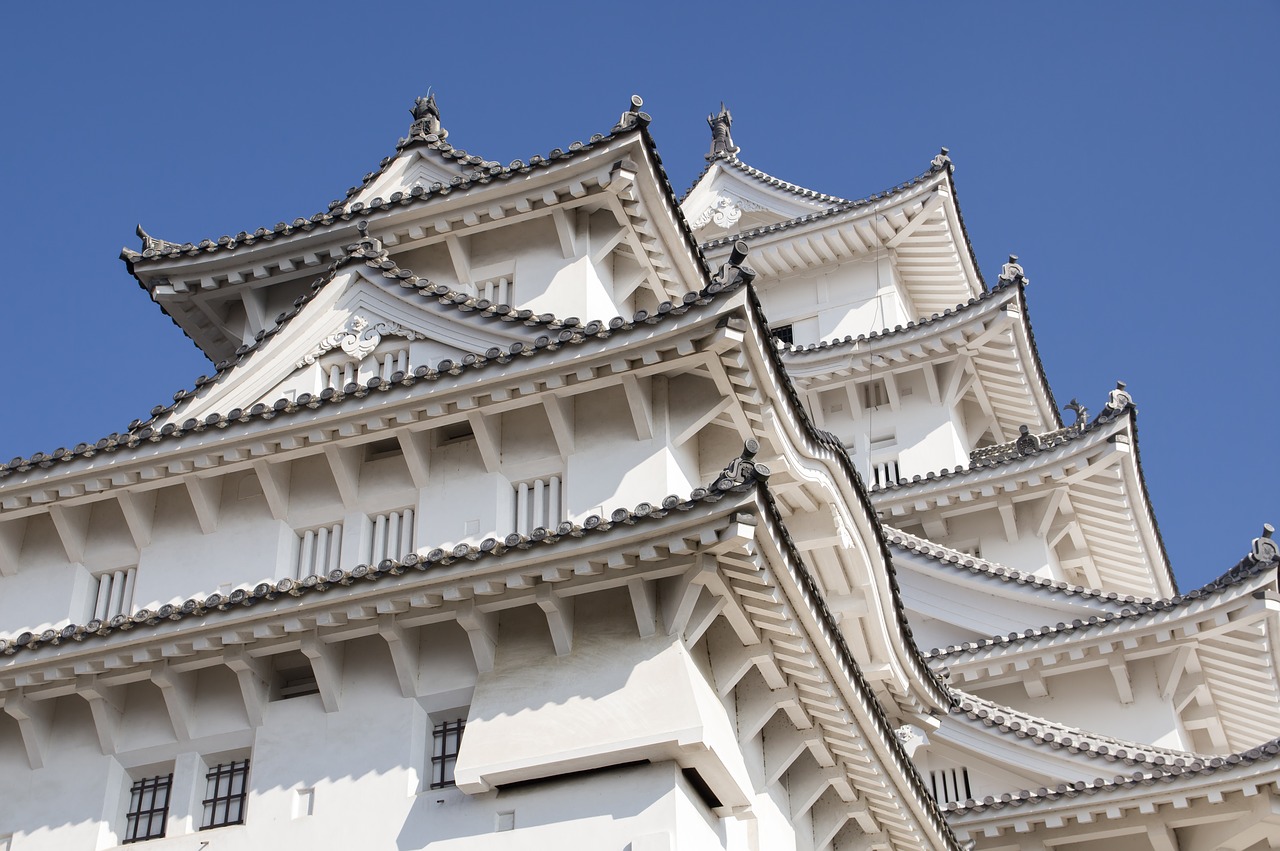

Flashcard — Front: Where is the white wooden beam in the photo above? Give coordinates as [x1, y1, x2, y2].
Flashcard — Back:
[301, 635, 344, 713]
[885, 191, 945, 248]
[116, 490, 156, 551]
[78, 676, 125, 754]
[444, 234, 472, 286]
[48, 503, 90, 564]
[542, 396, 575, 458]
[763, 715, 821, 786]
[620, 374, 654, 441]
[672, 397, 734, 448]
[2, 692, 52, 769]
[397, 431, 431, 489]
[457, 601, 499, 673]
[184, 476, 222, 534]
[224, 650, 270, 727]
[997, 497, 1019, 542]
[466, 412, 502, 474]
[150, 663, 196, 740]
[0, 518, 26, 576]
[627, 577, 658, 638]
[321, 446, 360, 510]
[252, 459, 293, 520]
[536, 585, 574, 656]
[378, 615, 421, 698]
[551, 208, 577, 259]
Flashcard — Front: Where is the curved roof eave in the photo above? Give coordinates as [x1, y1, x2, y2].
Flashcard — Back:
[925, 552, 1276, 661]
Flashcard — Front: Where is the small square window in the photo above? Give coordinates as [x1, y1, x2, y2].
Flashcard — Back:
[124, 772, 172, 843]
[771, 324, 794, 345]
[201, 759, 250, 830]
[431, 719, 466, 789]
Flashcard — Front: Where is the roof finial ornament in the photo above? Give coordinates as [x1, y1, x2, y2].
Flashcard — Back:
[1250, 524, 1278, 564]
[1015, 424, 1042, 455]
[613, 95, 651, 133]
[998, 254, 1028, 286]
[409, 91, 446, 140]
[713, 439, 771, 492]
[708, 240, 756, 293]
[706, 103, 739, 161]
[1064, 398, 1089, 427]
[1105, 381, 1133, 413]
[931, 146, 952, 171]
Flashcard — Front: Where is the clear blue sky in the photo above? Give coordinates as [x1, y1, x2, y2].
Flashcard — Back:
[1, 2, 1275, 590]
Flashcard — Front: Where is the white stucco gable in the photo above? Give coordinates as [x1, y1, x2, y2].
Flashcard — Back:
[350, 147, 471, 209]
[682, 158, 839, 241]
[165, 264, 532, 424]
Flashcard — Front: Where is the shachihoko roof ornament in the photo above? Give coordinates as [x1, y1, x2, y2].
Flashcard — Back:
[408, 91, 446, 140]
[998, 254, 1028, 286]
[1105, 380, 1133, 412]
[707, 103, 739, 161]
[1250, 523, 1278, 565]
[1064, 398, 1089, 426]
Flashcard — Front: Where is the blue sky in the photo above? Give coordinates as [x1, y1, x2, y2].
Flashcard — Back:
[1, 2, 1275, 589]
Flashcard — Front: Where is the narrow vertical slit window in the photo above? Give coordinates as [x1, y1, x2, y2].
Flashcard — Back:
[513, 476, 563, 535]
[92, 567, 137, 622]
[294, 523, 343, 579]
[364, 509, 416, 564]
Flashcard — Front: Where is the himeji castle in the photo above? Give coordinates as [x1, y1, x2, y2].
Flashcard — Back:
[0, 93, 1275, 851]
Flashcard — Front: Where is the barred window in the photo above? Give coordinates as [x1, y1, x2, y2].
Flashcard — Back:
[431, 719, 465, 789]
[202, 759, 250, 830]
[124, 773, 172, 843]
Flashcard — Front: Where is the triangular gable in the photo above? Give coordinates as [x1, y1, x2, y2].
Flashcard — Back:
[350, 147, 471, 208]
[165, 265, 532, 424]
[681, 158, 839, 240]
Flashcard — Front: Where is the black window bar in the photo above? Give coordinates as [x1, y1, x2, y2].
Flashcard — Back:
[772, 324, 794, 345]
[431, 719, 466, 789]
[202, 759, 250, 830]
[124, 773, 172, 843]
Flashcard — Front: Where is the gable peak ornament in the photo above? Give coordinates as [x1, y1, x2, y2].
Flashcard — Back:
[707, 103, 739, 161]
[296, 314, 426, 368]
[409, 92, 446, 140]
[1105, 381, 1133, 413]
[998, 254, 1028, 286]
[1249, 523, 1278, 565]
[931, 146, 952, 171]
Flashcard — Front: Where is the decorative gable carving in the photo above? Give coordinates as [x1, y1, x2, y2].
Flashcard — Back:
[688, 194, 767, 231]
[296, 314, 427, 369]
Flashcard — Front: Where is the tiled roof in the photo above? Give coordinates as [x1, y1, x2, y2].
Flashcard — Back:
[925, 549, 1277, 660]
[122, 110, 652, 265]
[869, 401, 1128, 496]
[699, 159, 946, 252]
[887, 527, 1140, 605]
[0, 247, 745, 482]
[0, 457, 770, 655]
[779, 281, 1017, 356]
[950, 689, 1216, 766]
[941, 737, 1280, 815]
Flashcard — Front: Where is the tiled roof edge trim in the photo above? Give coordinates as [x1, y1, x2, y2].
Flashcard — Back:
[0, 262, 746, 482]
[698, 161, 947, 251]
[779, 281, 1017, 356]
[869, 401, 1128, 495]
[925, 554, 1277, 660]
[940, 737, 1280, 816]
[122, 120, 646, 266]
[0, 466, 765, 655]
[742, 284, 953, 710]
[886, 527, 1137, 604]
[950, 689, 1217, 766]
[1128, 405, 1179, 595]
[756, 486, 964, 850]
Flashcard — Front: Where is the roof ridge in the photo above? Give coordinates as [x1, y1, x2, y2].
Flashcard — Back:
[722, 156, 850, 204]
[122, 119, 644, 266]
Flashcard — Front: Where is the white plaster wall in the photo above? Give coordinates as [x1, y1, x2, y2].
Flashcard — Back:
[755, 256, 912, 347]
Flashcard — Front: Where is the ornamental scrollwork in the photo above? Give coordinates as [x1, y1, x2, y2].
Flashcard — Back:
[295, 314, 426, 368]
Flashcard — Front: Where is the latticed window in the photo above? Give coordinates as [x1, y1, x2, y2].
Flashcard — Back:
[513, 476, 562, 535]
[929, 765, 972, 804]
[124, 772, 172, 843]
[201, 759, 250, 830]
[294, 523, 343, 579]
[771, 324, 794, 345]
[870, 459, 900, 488]
[431, 719, 465, 789]
[92, 567, 137, 622]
